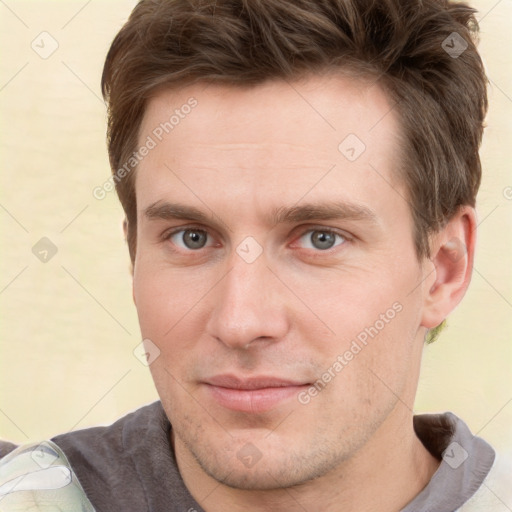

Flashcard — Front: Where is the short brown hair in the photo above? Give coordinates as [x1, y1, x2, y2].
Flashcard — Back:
[101, 0, 488, 264]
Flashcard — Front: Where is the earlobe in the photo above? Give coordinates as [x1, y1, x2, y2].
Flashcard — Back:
[123, 218, 129, 241]
[123, 217, 136, 302]
[421, 207, 476, 329]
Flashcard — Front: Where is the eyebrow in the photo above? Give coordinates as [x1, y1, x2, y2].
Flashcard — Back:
[144, 202, 213, 224]
[142, 200, 378, 227]
[269, 202, 377, 226]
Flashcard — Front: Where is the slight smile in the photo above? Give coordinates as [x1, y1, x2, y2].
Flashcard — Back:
[202, 375, 311, 413]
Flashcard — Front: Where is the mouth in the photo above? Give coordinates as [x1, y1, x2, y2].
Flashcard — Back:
[202, 374, 311, 413]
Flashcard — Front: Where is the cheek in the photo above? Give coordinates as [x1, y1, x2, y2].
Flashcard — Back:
[134, 262, 193, 338]
[355, 298, 421, 399]
[133, 258, 220, 363]
[290, 269, 399, 343]
[305, 267, 421, 385]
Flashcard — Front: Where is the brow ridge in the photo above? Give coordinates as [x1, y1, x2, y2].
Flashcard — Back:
[143, 200, 378, 228]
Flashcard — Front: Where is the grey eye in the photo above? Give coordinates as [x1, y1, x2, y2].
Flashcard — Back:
[298, 230, 345, 251]
[171, 229, 209, 250]
[311, 231, 336, 250]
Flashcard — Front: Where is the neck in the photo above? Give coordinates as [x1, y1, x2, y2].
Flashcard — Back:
[173, 404, 440, 512]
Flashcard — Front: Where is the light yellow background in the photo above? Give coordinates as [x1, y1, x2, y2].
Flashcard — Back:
[1, 0, 511, 501]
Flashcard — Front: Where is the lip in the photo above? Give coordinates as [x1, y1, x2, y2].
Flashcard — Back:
[202, 375, 311, 413]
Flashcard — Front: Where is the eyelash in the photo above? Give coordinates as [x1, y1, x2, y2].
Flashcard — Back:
[162, 226, 216, 250]
[161, 225, 351, 254]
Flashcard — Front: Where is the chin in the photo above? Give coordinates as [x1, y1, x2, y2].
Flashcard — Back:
[187, 435, 345, 491]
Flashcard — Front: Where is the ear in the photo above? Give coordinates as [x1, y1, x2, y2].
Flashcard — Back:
[123, 218, 136, 304]
[123, 217, 128, 240]
[420, 206, 476, 329]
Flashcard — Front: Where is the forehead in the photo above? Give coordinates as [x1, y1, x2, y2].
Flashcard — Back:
[141, 73, 400, 152]
[135, 74, 406, 219]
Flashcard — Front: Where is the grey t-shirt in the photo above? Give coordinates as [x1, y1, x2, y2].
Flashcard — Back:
[0, 401, 495, 511]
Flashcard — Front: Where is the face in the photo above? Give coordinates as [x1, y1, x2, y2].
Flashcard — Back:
[133, 74, 428, 490]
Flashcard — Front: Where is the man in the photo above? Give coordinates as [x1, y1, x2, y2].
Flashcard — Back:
[0, 0, 498, 510]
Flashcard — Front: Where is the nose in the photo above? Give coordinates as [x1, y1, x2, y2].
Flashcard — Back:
[205, 255, 290, 350]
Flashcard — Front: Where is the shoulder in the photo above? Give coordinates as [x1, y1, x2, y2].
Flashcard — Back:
[0, 440, 18, 459]
[0, 439, 96, 511]
[51, 400, 166, 460]
[457, 451, 512, 511]
[49, 401, 168, 509]
[0, 401, 169, 512]
[403, 411, 498, 512]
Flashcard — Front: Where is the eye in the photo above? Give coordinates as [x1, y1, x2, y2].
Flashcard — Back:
[168, 228, 211, 250]
[297, 229, 346, 250]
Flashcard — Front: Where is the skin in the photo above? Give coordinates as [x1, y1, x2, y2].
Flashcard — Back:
[131, 73, 476, 511]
